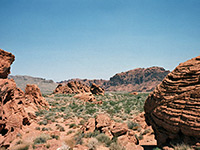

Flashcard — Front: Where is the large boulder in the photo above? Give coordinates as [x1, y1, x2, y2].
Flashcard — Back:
[90, 83, 104, 95]
[73, 93, 96, 102]
[144, 56, 200, 147]
[25, 84, 49, 109]
[0, 49, 15, 79]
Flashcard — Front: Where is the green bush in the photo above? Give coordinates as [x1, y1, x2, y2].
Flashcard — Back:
[33, 134, 50, 145]
[173, 143, 193, 150]
[109, 142, 125, 150]
[69, 123, 77, 128]
[96, 133, 111, 147]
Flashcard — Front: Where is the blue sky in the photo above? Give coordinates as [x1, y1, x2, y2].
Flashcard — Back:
[0, 0, 200, 81]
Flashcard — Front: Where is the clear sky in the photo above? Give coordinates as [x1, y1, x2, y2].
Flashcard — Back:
[0, 0, 200, 81]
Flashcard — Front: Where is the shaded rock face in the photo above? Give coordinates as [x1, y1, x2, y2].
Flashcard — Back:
[53, 81, 90, 94]
[0, 49, 15, 79]
[25, 84, 49, 109]
[144, 56, 200, 147]
[90, 83, 104, 95]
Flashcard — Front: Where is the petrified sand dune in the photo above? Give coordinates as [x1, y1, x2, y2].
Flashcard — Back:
[144, 56, 200, 147]
[0, 49, 48, 147]
[25, 84, 49, 109]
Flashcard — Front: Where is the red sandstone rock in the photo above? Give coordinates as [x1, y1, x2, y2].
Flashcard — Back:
[73, 93, 96, 102]
[0, 49, 49, 148]
[25, 84, 49, 109]
[96, 114, 112, 129]
[0, 49, 15, 79]
[0, 79, 30, 147]
[53, 81, 90, 94]
[144, 56, 200, 147]
[110, 122, 128, 137]
[117, 130, 139, 149]
[83, 118, 95, 133]
[90, 83, 104, 95]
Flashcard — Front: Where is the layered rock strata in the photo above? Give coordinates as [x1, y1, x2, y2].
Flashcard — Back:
[144, 56, 200, 147]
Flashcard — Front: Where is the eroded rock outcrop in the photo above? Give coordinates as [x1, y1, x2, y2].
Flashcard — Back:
[0, 79, 31, 147]
[53, 81, 90, 94]
[90, 83, 104, 95]
[73, 93, 96, 102]
[144, 56, 200, 147]
[0, 49, 48, 147]
[82, 114, 138, 149]
[0, 49, 15, 79]
[25, 84, 49, 109]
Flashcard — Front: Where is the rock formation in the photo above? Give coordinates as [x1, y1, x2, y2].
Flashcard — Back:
[53, 81, 90, 94]
[73, 93, 96, 102]
[0, 49, 15, 79]
[82, 114, 138, 149]
[144, 56, 200, 147]
[59, 66, 170, 92]
[0, 49, 30, 147]
[90, 83, 104, 95]
[0, 49, 48, 148]
[25, 84, 49, 109]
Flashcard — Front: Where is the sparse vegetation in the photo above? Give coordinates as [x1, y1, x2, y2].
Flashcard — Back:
[173, 143, 193, 150]
[36, 92, 149, 124]
[33, 134, 50, 145]
[109, 142, 125, 150]
[96, 133, 111, 147]
[87, 138, 98, 150]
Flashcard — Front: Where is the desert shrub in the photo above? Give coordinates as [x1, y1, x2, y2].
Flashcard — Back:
[16, 140, 23, 145]
[142, 129, 151, 135]
[51, 134, 59, 140]
[46, 144, 50, 149]
[66, 130, 74, 135]
[69, 123, 77, 128]
[109, 142, 125, 150]
[173, 143, 193, 150]
[35, 109, 48, 117]
[14, 144, 30, 150]
[38, 120, 48, 125]
[138, 133, 143, 140]
[127, 121, 140, 130]
[74, 132, 84, 145]
[84, 130, 100, 138]
[35, 127, 40, 130]
[153, 148, 161, 150]
[96, 133, 111, 147]
[33, 134, 50, 145]
[87, 138, 98, 150]
[56, 124, 65, 131]
[42, 127, 49, 131]
[79, 120, 86, 125]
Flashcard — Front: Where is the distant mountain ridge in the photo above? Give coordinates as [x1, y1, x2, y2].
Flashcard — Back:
[8, 75, 58, 94]
[9, 66, 169, 93]
[59, 66, 170, 92]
